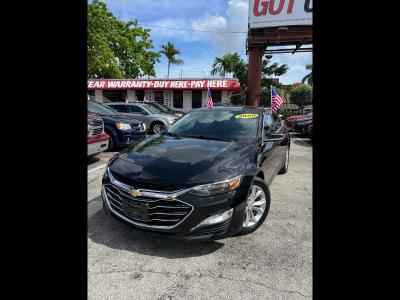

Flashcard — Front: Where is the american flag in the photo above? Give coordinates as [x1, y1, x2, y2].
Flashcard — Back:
[271, 87, 284, 113]
[207, 87, 213, 109]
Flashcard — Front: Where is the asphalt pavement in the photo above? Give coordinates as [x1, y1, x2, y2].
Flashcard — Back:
[87, 133, 312, 299]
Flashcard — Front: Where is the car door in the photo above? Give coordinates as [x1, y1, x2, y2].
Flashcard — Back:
[259, 113, 281, 186]
[127, 105, 151, 127]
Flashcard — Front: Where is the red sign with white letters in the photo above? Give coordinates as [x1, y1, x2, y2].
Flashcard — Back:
[87, 79, 241, 91]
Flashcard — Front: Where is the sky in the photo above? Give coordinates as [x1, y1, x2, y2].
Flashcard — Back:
[98, 0, 312, 84]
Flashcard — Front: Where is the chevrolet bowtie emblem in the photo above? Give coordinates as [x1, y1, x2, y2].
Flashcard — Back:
[128, 189, 141, 197]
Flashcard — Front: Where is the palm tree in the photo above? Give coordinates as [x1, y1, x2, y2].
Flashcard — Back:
[302, 64, 312, 85]
[160, 42, 184, 78]
[210, 53, 241, 78]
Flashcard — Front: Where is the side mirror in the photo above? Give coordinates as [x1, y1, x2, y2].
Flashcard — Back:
[265, 133, 286, 142]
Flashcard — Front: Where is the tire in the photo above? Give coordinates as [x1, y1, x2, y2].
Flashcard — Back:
[278, 147, 289, 174]
[107, 134, 115, 151]
[151, 122, 165, 134]
[237, 177, 271, 235]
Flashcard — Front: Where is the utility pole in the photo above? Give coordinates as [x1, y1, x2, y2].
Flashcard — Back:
[180, 69, 183, 78]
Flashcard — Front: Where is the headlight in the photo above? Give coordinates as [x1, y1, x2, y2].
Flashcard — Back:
[188, 175, 242, 197]
[115, 123, 131, 130]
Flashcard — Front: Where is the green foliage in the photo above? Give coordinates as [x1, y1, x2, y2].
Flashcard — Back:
[289, 84, 313, 109]
[211, 53, 242, 78]
[301, 64, 312, 85]
[88, 0, 160, 78]
[160, 42, 184, 78]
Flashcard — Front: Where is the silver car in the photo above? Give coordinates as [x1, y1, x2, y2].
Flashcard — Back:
[106, 102, 178, 134]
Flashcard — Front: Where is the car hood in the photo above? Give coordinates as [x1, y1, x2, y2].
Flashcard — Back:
[99, 114, 142, 124]
[109, 134, 255, 186]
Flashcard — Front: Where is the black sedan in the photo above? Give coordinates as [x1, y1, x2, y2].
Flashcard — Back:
[102, 107, 290, 240]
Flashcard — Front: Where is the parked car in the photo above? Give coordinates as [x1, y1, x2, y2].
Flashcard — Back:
[101, 106, 290, 240]
[105, 102, 178, 134]
[293, 118, 313, 134]
[145, 102, 185, 118]
[88, 101, 147, 151]
[87, 113, 109, 156]
[285, 112, 312, 130]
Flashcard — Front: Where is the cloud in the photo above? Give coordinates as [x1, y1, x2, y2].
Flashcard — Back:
[191, 13, 227, 31]
[191, 0, 248, 54]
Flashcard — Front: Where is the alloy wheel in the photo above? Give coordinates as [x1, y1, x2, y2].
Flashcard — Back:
[243, 185, 267, 228]
[153, 124, 164, 134]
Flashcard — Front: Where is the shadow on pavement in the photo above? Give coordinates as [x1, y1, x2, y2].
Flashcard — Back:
[87, 155, 101, 165]
[88, 196, 224, 258]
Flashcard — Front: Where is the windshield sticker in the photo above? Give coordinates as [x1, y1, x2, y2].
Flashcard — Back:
[234, 113, 259, 119]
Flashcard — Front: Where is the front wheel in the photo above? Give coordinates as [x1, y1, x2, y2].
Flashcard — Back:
[237, 177, 271, 235]
[107, 135, 115, 151]
[151, 122, 165, 134]
[278, 147, 289, 174]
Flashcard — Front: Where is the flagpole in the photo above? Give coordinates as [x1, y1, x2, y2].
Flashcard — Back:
[270, 85, 273, 112]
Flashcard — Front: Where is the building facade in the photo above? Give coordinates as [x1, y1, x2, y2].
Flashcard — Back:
[88, 78, 241, 112]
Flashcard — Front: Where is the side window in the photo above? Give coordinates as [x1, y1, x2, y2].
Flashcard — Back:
[263, 114, 274, 135]
[130, 105, 147, 115]
[110, 105, 128, 113]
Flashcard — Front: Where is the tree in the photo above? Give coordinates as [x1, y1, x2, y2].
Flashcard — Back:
[88, 0, 160, 78]
[302, 64, 313, 85]
[259, 56, 289, 107]
[211, 53, 241, 78]
[288, 84, 313, 111]
[160, 42, 184, 78]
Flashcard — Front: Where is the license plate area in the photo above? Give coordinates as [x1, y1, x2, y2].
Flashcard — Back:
[121, 199, 149, 221]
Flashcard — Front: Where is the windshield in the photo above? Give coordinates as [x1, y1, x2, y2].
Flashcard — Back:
[88, 101, 118, 116]
[141, 104, 163, 114]
[165, 110, 260, 143]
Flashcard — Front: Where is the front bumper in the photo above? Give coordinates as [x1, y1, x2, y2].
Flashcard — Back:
[88, 138, 109, 156]
[116, 130, 147, 146]
[101, 172, 251, 240]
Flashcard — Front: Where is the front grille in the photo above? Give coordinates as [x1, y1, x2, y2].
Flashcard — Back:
[189, 219, 231, 237]
[90, 119, 104, 136]
[110, 171, 191, 192]
[104, 184, 192, 228]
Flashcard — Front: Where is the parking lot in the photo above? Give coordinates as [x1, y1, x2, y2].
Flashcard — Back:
[88, 133, 312, 299]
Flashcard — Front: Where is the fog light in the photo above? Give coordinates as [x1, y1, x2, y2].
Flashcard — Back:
[193, 208, 233, 230]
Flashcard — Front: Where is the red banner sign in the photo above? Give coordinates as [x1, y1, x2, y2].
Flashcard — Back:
[87, 79, 241, 91]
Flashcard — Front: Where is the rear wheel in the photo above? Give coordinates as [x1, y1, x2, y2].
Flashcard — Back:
[238, 177, 271, 235]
